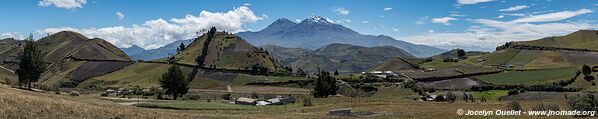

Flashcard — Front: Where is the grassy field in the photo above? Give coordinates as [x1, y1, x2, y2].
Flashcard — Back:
[471, 90, 508, 101]
[474, 67, 578, 85]
[565, 75, 598, 93]
[134, 100, 265, 110]
[419, 60, 461, 69]
[78, 62, 195, 89]
[0, 83, 579, 119]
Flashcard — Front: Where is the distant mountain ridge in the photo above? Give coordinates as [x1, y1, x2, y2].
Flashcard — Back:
[266, 43, 415, 74]
[123, 39, 193, 60]
[237, 16, 446, 57]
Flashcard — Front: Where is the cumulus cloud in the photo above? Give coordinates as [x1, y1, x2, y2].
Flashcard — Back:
[431, 17, 458, 25]
[456, 0, 496, 5]
[38, 0, 87, 10]
[116, 12, 124, 20]
[512, 9, 592, 23]
[383, 7, 392, 11]
[361, 20, 370, 23]
[334, 7, 349, 15]
[0, 32, 24, 40]
[498, 5, 529, 12]
[37, 6, 263, 49]
[392, 28, 399, 32]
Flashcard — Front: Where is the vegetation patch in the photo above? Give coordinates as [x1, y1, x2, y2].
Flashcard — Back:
[474, 67, 578, 85]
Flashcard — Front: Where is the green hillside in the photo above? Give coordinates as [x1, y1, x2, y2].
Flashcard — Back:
[0, 31, 133, 87]
[170, 31, 283, 72]
[291, 43, 415, 73]
[515, 30, 598, 50]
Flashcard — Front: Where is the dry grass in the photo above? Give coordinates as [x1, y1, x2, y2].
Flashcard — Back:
[0, 85, 193, 119]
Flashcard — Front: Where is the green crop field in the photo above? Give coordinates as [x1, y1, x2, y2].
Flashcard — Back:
[474, 67, 578, 85]
[471, 90, 508, 101]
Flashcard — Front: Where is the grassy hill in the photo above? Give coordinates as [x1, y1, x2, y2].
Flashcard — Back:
[170, 32, 283, 72]
[0, 31, 133, 87]
[515, 30, 598, 50]
[370, 57, 419, 72]
[466, 48, 598, 69]
[291, 43, 415, 73]
[261, 44, 312, 66]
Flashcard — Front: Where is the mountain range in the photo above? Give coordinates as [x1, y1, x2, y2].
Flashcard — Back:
[122, 39, 193, 60]
[237, 16, 446, 57]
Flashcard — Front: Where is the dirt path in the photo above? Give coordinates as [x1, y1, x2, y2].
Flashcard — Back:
[0, 65, 13, 73]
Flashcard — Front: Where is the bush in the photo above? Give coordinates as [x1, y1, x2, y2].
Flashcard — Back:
[532, 103, 560, 111]
[100, 92, 109, 97]
[506, 100, 522, 111]
[434, 94, 446, 102]
[508, 89, 525, 95]
[446, 92, 456, 103]
[568, 94, 598, 113]
[185, 94, 201, 100]
[303, 97, 312, 107]
[221, 93, 231, 100]
[69, 92, 80, 96]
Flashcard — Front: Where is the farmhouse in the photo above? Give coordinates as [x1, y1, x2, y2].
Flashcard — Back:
[365, 71, 398, 78]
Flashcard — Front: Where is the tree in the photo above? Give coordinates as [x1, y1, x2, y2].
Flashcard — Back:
[159, 58, 189, 100]
[313, 70, 338, 98]
[16, 34, 46, 89]
[446, 91, 456, 103]
[178, 42, 186, 51]
[456, 49, 466, 59]
[334, 70, 339, 75]
[582, 65, 592, 77]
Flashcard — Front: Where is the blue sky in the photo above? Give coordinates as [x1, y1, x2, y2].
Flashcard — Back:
[0, 0, 597, 51]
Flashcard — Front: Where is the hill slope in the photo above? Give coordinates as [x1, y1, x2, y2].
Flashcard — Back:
[236, 16, 445, 57]
[172, 31, 283, 72]
[515, 30, 598, 50]
[291, 43, 415, 73]
[0, 31, 133, 87]
[261, 44, 312, 66]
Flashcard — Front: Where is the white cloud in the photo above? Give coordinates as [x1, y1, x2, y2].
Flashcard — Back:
[383, 7, 392, 11]
[361, 20, 370, 23]
[512, 9, 592, 23]
[116, 12, 124, 20]
[402, 18, 598, 51]
[497, 15, 504, 18]
[498, 5, 528, 12]
[504, 13, 527, 17]
[415, 16, 429, 25]
[0, 32, 24, 40]
[335, 19, 352, 24]
[456, 0, 496, 5]
[428, 30, 435, 33]
[37, 6, 263, 50]
[38, 0, 87, 10]
[392, 28, 399, 32]
[243, 3, 251, 6]
[431, 17, 458, 25]
[334, 7, 349, 15]
[295, 19, 301, 22]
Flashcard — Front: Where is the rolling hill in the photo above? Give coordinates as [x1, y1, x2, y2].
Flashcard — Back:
[0, 31, 133, 87]
[236, 16, 445, 57]
[81, 30, 292, 89]
[291, 43, 415, 74]
[514, 30, 598, 50]
[467, 30, 598, 69]
[261, 44, 312, 66]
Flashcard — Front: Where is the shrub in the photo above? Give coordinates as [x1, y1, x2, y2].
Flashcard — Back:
[506, 100, 522, 111]
[532, 103, 560, 111]
[434, 94, 446, 102]
[303, 97, 312, 107]
[69, 92, 80, 96]
[568, 94, 598, 113]
[446, 92, 456, 103]
[221, 93, 231, 100]
[185, 94, 201, 100]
